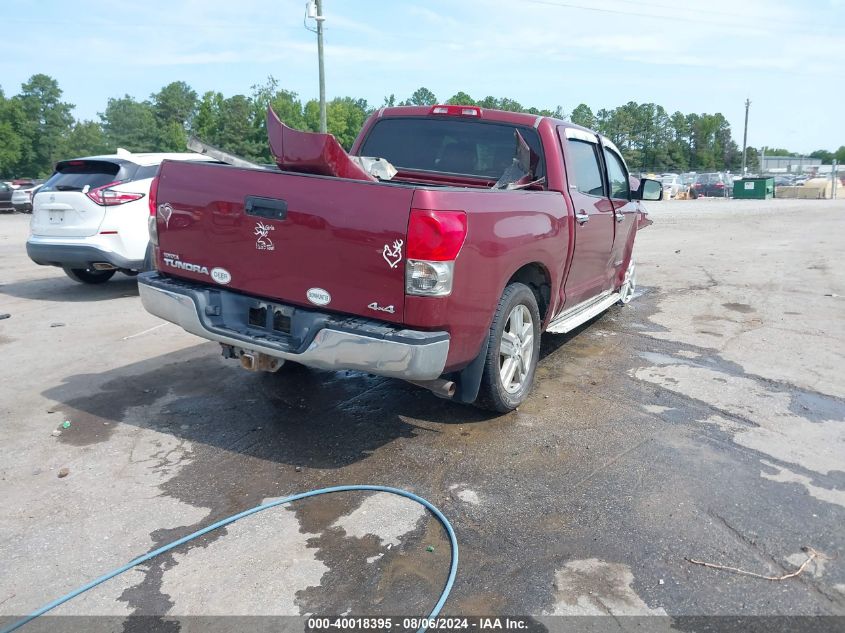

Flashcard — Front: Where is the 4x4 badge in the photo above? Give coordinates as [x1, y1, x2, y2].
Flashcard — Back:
[368, 302, 395, 314]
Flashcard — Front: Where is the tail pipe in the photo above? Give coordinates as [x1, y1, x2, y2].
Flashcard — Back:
[406, 378, 456, 400]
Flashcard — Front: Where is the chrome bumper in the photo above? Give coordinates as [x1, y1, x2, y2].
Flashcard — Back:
[138, 274, 449, 381]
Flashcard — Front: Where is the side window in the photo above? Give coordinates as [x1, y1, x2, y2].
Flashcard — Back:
[568, 140, 605, 197]
[603, 148, 630, 200]
[134, 165, 159, 181]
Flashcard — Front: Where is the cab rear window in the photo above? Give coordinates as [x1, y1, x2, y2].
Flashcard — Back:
[40, 161, 125, 193]
[359, 117, 544, 180]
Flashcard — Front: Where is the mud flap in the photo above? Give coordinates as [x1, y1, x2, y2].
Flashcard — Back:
[142, 244, 155, 272]
[454, 336, 490, 404]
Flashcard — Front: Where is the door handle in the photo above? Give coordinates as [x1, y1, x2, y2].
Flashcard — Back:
[575, 211, 589, 225]
[245, 196, 287, 221]
[615, 212, 624, 223]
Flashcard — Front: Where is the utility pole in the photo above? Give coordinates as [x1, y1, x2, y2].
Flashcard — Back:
[315, 0, 327, 133]
[834, 159, 839, 199]
[305, 0, 327, 133]
[741, 98, 750, 176]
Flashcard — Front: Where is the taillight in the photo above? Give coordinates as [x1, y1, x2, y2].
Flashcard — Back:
[406, 209, 467, 296]
[148, 175, 159, 216]
[147, 176, 160, 247]
[86, 181, 144, 206]
[407, 209, 467, 261]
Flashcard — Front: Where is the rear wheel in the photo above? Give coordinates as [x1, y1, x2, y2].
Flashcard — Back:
[476, 282, 541, 413]
[63, 267, 116, 284]
[618, 259, 636, 305]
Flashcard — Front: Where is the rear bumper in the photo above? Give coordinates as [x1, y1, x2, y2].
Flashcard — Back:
[12, 202, 32, 213]
[26, 238, 144, 270]
[138, 272, 450, 381]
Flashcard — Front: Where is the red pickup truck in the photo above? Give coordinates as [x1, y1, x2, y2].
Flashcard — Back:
[139, 105, 660, 411]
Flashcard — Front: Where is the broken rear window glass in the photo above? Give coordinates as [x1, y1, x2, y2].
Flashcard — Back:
[359, 117, 545, 180]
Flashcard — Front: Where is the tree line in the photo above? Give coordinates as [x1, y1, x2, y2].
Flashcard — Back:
[1, 73, 843, 179]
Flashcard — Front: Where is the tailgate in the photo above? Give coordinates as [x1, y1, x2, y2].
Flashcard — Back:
[154, 161, 413, 324]
[31, 191, 106, 237]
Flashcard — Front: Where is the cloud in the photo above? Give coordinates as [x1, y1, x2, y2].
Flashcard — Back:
[2, 0, 843, 150]
[406, 5, 460, 28]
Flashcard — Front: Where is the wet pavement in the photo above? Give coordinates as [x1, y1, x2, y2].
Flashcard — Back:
[1, 200, 844, 628]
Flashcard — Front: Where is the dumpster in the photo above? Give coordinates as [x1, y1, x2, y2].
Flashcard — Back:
[734, 177, 774, 199]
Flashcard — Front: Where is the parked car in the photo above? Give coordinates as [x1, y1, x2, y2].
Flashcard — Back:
[11, 182, 43, 213]
[693, 172, 733, 197]
[138, 105, 660, 412]
[27, 152, 215, 284]
[0, 181, 13, 212]
[660, 173, 683, 198]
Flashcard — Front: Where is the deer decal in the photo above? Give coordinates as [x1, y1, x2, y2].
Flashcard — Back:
[254, 221, 275, 251]
[382, 239, 403, 269]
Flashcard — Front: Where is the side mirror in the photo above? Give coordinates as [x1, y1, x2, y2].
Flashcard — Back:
[633, 178, 663, 201]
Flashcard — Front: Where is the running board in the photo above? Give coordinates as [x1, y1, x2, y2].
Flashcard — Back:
[545, 291, 620, 334]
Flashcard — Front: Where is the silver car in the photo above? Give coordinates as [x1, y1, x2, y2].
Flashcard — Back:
[12, 183, 42, 213]
[660, 174, 682, 198]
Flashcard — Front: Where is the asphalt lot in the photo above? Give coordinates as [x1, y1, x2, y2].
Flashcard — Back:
[1, 198, 844, 629]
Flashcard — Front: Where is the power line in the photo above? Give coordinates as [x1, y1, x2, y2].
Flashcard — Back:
[606, 0, 830, 30]
[522, 0, 845, 34]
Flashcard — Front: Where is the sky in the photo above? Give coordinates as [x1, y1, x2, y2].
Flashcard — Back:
[3, 0, 844, 153]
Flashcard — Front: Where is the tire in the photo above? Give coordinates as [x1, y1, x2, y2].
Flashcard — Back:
[618, 259, 637, 305]
[63, 267, 116, 284]
[476, 282, 541, 413]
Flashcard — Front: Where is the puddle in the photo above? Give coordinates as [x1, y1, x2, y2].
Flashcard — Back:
[760, 460, 845, 509]
[636, 351, 697, 367]
[634, 365, 845, 476]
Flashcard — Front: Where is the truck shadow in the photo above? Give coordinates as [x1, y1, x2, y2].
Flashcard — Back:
[41, 344, 499, 471]
[0, 274, 139, 302]
[40, 305, 636, 471]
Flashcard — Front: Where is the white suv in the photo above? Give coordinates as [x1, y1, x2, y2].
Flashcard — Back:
[27, 151, 213, 284]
